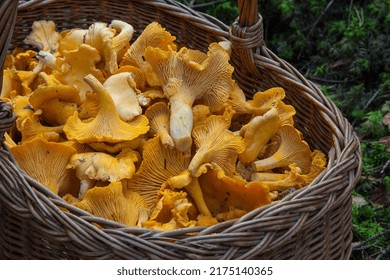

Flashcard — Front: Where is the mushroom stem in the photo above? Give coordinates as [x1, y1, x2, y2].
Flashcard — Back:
[169, 98, 193, 152]
[185, 177, 212, 216]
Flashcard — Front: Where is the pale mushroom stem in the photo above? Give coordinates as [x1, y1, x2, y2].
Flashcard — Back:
[251, 157, 280, 172]
[185, 177, 212, 216]
[169, 99, 193, 152]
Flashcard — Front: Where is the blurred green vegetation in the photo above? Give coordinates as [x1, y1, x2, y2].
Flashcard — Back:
[178, 0, 390, 259]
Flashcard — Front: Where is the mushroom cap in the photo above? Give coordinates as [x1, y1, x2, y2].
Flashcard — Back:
[20, 111, 64, 143]
[58, 28, 88, 53]
[198, 166, 271, 217]
[54, 44, 105, 100]
[65, 181, 148, 227]
[10, 138, 77, 195]
[144, 102, 174, 148]
[63, 74, 149, 143]
[113, 65, 146, 91]
[251, 125, 312, 173]
[189, 107, 245, 176]
[239, 107, 281, 164]
[67, 148, 139, 182]
[125, 136, 190, 210]
[103, 72, 142, 121]
[122, 21, 177, 69]
[23, 20, 60, 53]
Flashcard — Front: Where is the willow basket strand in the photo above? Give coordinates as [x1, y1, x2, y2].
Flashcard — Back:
[0, 0, 362, 260]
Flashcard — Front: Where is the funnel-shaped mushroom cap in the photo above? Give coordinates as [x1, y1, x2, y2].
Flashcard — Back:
[198, 166, 271, 217]
[143, 42, 234, 152]
[103, 72, 142, 121]
[10, 139, 77, 194]
[63, 74, 149, 143]
[189, 107, 245, 176]
[65, 181, 148, 227]
[144, 102, 174, 148]
[125, 136, 190, 210]
[10, 95, 35, 130]
[54, 44, 105, 100]
[239, 107, 281, 164]
[142, 189, 196, 230]
[23, 20, 60, 53]
[227, 85, 286, 116]
[122, 22, 177, 71]
[58, 28, 88, 53]
[113, 65, 146, 90]
[251, 125, 312, 173]
[20, 111, 64, 142]
[29, 84, 81, 125]
[251, 149, 326, 192]
[67, 148, 139, 183]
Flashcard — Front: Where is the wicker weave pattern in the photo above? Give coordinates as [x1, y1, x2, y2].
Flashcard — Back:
[0, 0, 362, 259]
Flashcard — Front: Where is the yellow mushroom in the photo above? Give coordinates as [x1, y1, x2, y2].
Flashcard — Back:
[198, 166, 271, 218]
[251, 150, 327, 192]
[64, 181, 148, 227]
[9, 95, 35, 131]
[124, 136, 190, 210]
[54, 44, 105, 101]
[113, 65, 146, 91]
[63, 74, 149, 143]
[144, 102, 174, 148]
[9, 138, 78, 195]
[23, 20, 60, 53]
[189, 107, 245, 176]
[164, 169, 212, 216]
[20, 111, 64, 142]
[142, 189, 196, 230]
[239, 107, 281, 164]
[58, 28, 88, 53]
[251, 125, 312, 173]
[227, 85, 287, 116]
[67, 148, 140, 198]
[103, 72, 142, 121]
[144, 42, 234, 152]
[29, 84, 81, 125]
[121, 21, 177, 83]
[192, 104, 211, 127]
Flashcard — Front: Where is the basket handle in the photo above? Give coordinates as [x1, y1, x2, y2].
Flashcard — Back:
[231, 0, 264, 74]
[237, 0, 259, 27]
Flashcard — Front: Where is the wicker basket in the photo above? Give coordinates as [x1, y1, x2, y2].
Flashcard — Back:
[0, 0, 362, 260]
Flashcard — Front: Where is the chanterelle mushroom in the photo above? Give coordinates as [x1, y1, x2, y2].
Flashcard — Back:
[189, 107, 245, 177]
[64, 181, 148, 227]
[9, 138, 78, 195]
[121, 21, 177, 78]
[63, 74, 149, 143]
[54, 44, 105, 101]
[124, 136, 190, 211]
[239, 107, 281, 164]
[251, 125, 312, 173]
[198, 165, 271, 217]
[23, 20, 60, 53]
[67, 148, 140, 198]
[29, 84, 81, 125]
[143, 42, 235, 152]
[103, 72, 142, 121]
[144, 102, 174, 148]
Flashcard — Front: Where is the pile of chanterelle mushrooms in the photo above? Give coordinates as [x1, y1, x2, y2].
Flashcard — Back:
[1, 20, 327, 230]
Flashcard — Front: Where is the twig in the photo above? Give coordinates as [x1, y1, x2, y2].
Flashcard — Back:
[363, 89, 381, 111]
